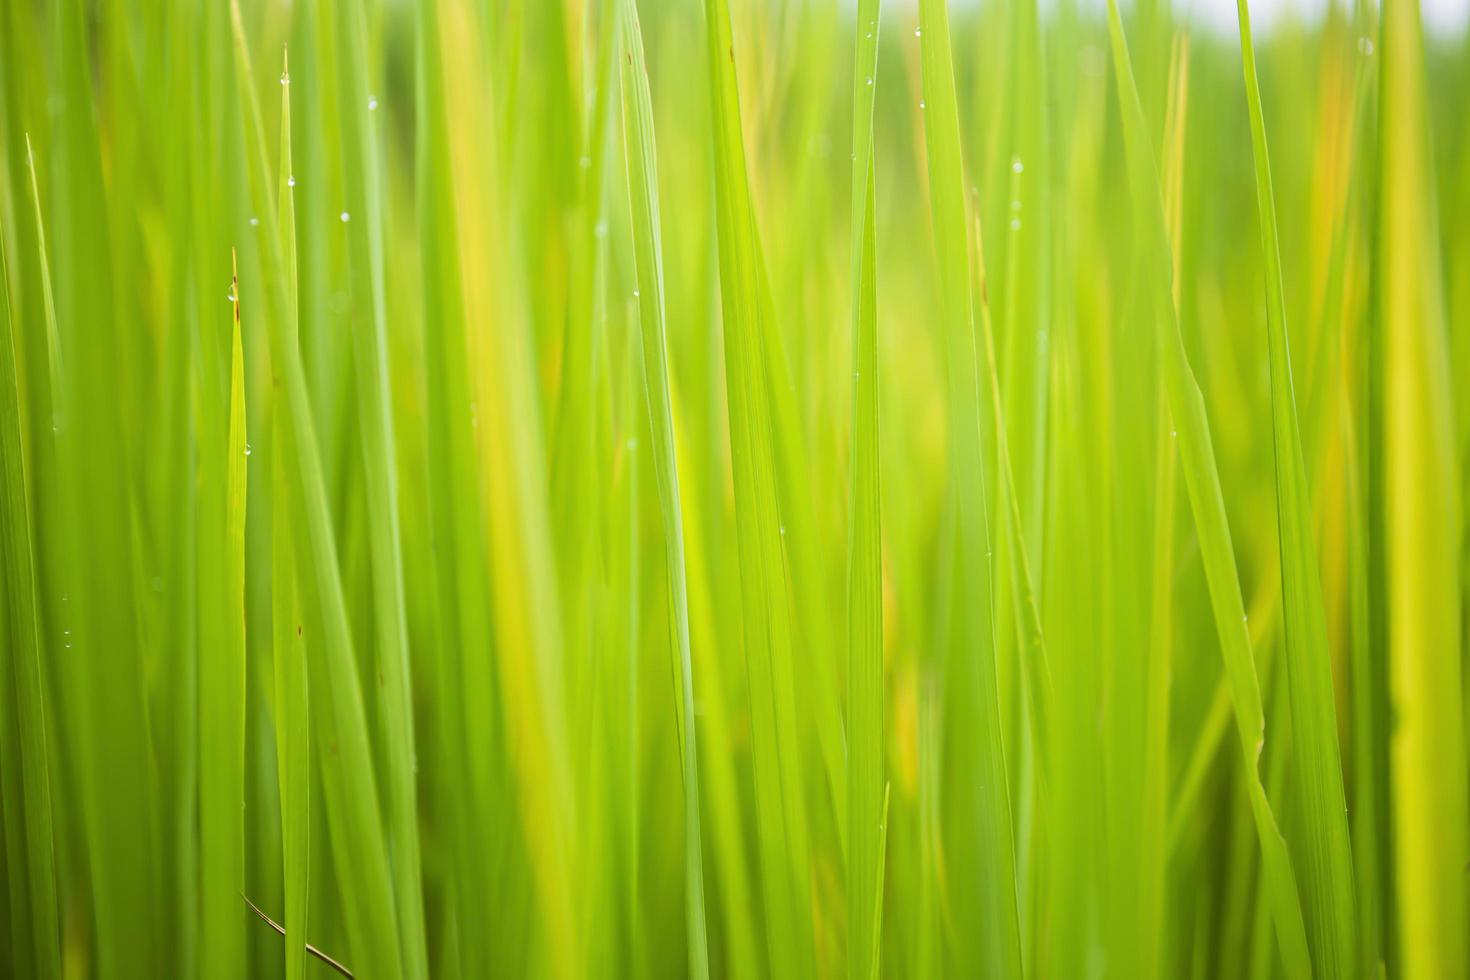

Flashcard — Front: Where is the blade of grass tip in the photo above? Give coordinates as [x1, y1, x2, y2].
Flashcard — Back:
[272, 406, 310, 980]
[227, 19, 404, 976]
[917, 0, 1023, 974]
[1101, 2, 1314, 974]
[614, 2, 711, 977]
[201, 247, 249, 980]
[700, 0, 817, 974]
[334, 0, 428, 972]
[1233, 0, 1359, 971]
[0, 208, 60, 980]
[846, 0, 884, 977]
[1378, 0, 1470, 969]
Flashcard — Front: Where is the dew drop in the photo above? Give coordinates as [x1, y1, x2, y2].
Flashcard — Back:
[866, 31, 873, 38]
[915, 27, 922, 36]
[594, 220, 608, 239]
[633, 288, 640, 298]
[227, 288, 237, 302]
[919, 100, 926, 110]
[280, 70, 289, 85]
[1011, 198, 1022, 212]
[244, 443, 253, 457]
[1358, 36, 1374, 55]
[249, 216, 260, 227]
[867, 77, 873, 86]
[368, 96, 379, 110]
[1012, 157, 1024, 174]
[287, 175, 296, 187]
[1010, 217, 1021, 230]
[340, 211, 351, 223]
[779, 525, 787, 537]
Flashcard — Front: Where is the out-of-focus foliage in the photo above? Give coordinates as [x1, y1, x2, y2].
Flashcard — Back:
[0, 0, 1466, 976]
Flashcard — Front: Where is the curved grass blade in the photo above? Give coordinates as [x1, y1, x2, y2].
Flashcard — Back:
[615, 1, 711, 975]
[1233, 1, 1359, 971]
[1102, 3, 1313, 973]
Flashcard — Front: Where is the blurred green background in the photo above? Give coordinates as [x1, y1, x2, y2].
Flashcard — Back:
[0, 0, 1467, 976]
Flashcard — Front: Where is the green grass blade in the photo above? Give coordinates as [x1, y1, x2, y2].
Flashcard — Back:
[228, 17, 404, 976]
[1233, 1, 1359, 971]
[917, 0, 1023, 973]
[272, 404, 310, 980]
[615, 1, 711, 976]
[333, 1, 429, 971]
[0, 199, 60, 980]
[971, 201, 1052, 792]
[199, 246, 249, 980]
[845, 0, 884, 976]
[1377, 0, 1469, 970]
[700, 0, 817, 974]
[1102, 3, 1313, 973]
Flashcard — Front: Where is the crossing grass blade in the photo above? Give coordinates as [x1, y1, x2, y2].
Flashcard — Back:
[917, 0, 1024, 973]
[0, 205, 61, 980]
[1232, 0, 1359, 971]
[1102, 1, 1314, 973]
[615, 1, 712, 975]
[1377, 0, 1470, 971]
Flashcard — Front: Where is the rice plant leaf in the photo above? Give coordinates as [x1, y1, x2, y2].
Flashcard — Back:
[700, 0, 817, 974]
[199, 246, 249, 980]
[1233, 1, 1359, 971]
[971, 199, 1052, 790]
[615, 1, 711, 976]
[845, 0, 884, 976]
[1377, 0, 1469, 970]
[272, 405, 310, 980]
[1102, 2, 1314, 973]
[227, 17, 404, 976]
[0, 198, 61, 980]
[334, 0, 429, 971]
[917, 0, 1024, 973]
